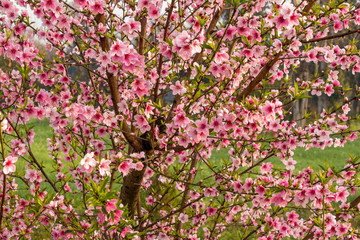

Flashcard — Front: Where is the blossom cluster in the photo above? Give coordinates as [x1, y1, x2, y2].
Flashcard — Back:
[1, 0, 360, 239]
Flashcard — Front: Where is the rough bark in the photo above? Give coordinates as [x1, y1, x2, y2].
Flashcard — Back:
[95, 13, 144, 217]
[120, 167, 146, 218]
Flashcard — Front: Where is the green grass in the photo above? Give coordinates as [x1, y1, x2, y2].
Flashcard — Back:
[16, 119, 53, 168]
[209, 140, 360, 173]
[13, 119, 360, 239]
[25, 119, 360, 175]
[292, 141, 360, 171]
[13, 119, 54, 198]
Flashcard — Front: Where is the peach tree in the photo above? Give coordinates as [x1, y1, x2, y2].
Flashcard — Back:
[1, 0, 360, 239]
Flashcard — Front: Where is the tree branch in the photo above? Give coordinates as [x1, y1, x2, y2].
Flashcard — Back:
[166, 5, 225, 123]
[236, 51, 282, 102]
[302, 29, 360, 43]
[95, 14, 142, 151]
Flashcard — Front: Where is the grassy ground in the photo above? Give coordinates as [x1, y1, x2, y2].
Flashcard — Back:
[26, 119, 360, 177]
[210, 139, 360, 172]
[15, 120, 360, 239]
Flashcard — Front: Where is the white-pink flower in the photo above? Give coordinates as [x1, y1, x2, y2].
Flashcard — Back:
[170, 81, 186, 95]
[80, 152, 97, 170]
[134, 115, 151, 133]
[178, 213, 188, 223]
[99, 159, 111, 176]
[3, 156, 17, 174]
[283, 158, 297, 171]
[25, 169, 38, 182]
[1, 119, 7, 132]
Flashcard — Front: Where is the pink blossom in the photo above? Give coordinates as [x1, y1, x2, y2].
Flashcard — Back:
[214, 51, 229, 64]
[207, 207, 217, 216]
[106, 199, 118, 213]
[121, 227, 131, 237]
[118, 161, 130, 176]
[335, 187, 349, 203]
[25, 169, 38, 182]
[99, 159, 111, 176]
[333, 21, 343, 33]
[283, 158, 297, 171]
[274, 15, 289, 28]
[170, 81, 186, 95]
[1, 118, 7, 132]
[134, 115, 151, 133]
[109, 210, 123, 225]
[90, 0, 104, 14]
[3, 156, 17, 174]
[80, 152, 97, 171]
[178, 213, 188, 223]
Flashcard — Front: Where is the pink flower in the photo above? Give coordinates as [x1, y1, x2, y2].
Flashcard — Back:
[324, 84, 334, 96]
[274, 15, 289, 28]
[109, 210, 123, 225]
[170, 81, 186, 95]
[3, 156, 17, 174]
[148, 4, 159, 19]
[135, 162, 144, 171]
[134, 115, 151, 133]
[118, 161, 130, 176]
[333, 21, 343, 33]
[178, 213, 188, 223]
[207, 207, 217, 216]
[173, 31, 200, 60]
[137, 0, 150, 8]
[121, 227, 131, 237]
[146, 196, 154, 205]
[262, 101, 276, 117]
[174, 112, 190, 128]
[25, 169, 38, 182]
[283, 158, 297, 171]
[80, 152, 97, 171]
[106, 199, 118, 213]
[348, 132, 358, 142]
[1, 118, 7, 132]
[214, 51, 229, 64]
[196, 117, 209, 135]
[335, 187, 349, 203]
[271, 191, 288, 207]
[64, 183, 72, 192]
[99, 159, 111, 176]
[90, 1, 104, 14]
[260, 162, 273, 174]
[210, 117, 223, 132]
[256, 185, 266, 195]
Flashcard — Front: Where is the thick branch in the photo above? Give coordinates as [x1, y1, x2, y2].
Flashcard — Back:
[302, 0, 316, 14]
[138, 16, 147, 55]
[95, 13, 144, 218]
[95, 14, 142, 151]
[236, 52, 282, 102]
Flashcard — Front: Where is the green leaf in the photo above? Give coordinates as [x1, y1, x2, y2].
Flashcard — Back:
[296, 94, 311, 99]
[202, 44, 213, 50]
[99, 177, 109, 193]
[294, 82, 299, 96]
